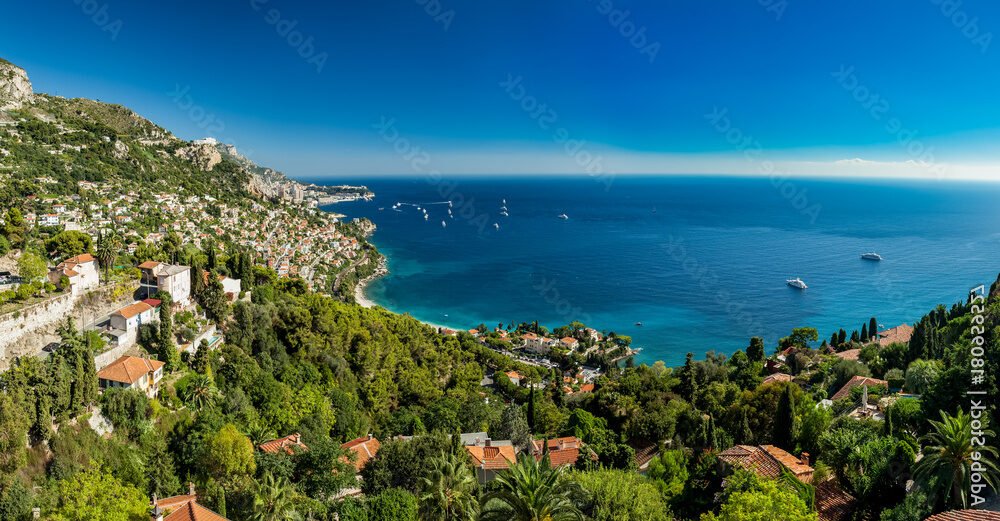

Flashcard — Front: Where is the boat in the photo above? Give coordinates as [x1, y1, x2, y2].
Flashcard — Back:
[635, 322, 643, 327]
[494, 223, 500, 230]
[786, 278, 808, 289]
[441, 220, 447, 228]
[500, 210, 509, 217]
[558, 213, 569, 220]
[424, 214, 429, 221]
[861, 252, 883, 261]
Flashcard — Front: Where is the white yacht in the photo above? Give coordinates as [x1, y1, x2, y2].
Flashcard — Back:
[558, 213, 569, 220]
[786, 278, 808, 289]
[441, 220, 447, 228]
[494, 223, 500, 230]
[500, 210, 509, 217]
[424, 213, 429, 221]
[861, 252, 883, 261]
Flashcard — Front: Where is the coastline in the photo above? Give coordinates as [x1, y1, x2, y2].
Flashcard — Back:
[352, 256, 458, 333]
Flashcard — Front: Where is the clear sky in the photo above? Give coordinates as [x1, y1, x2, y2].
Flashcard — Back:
[3, 1, 1000, 179]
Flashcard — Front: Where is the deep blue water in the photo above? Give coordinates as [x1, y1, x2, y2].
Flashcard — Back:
[304, 175, 1000, 366]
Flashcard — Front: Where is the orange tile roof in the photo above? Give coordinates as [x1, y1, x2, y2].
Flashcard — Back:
[760, 445, 813, 481]
[505, 370, 522, 380]
[114, 301, 153, 319]
[156, 494, 197, 512]
[925, 511, 1000, 521]
[719, 444, 813, 482]
[531, 437, 586, 467]
[814, 478, 856, 521]
[341, 436, 381, 471]
[63, 253, 95, 264]
[762, 373, 793, 385]
[833, 349, 860, 361]
[466, 444, 517, 470]
[258, 433, 308, 455]
[162, 501, 230, 521]
[96, 356, 164, 385]
[831, 376, 888, 401]
[138, 260, 161, 269]
[877, 324, 914, 347]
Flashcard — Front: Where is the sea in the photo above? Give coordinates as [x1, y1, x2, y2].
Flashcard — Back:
[305, 175, 1000, 366]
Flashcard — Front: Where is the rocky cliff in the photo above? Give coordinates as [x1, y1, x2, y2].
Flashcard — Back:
[0, 58, 34, 110]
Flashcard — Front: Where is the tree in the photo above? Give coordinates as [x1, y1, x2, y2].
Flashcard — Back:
[494, 404, 532, 452]
[100, 388, 149, 439]
[781, 327, 818, 349]
[914, 409, 1000, 509]
[368, 488, 418, 521]
[251, 472, 299, 521]
[527, 386, 536, 432]
[155, 292, 180, 371]
[16, 250, 46, 284]
[702, 479, 816, 521]
[569, 469, 669, 521]
[747, 336, 765, 362]
[869, 317, 879, 340]
[479, 456, 584, 521]
[645, 449, 688, 500]
[45, 231, 93, 260]
[773, 383, 795, 451]
[419, 451, 479, 521]
[0, 393, 29, 475]
[48, 467, 149, 521]
[205, 423, 256, 483]
[293, 438, 356, 499]
[180, 373, 219, 411]
[904, 359, 942, 394]
[860, 323, 869, 343]
[2, 208, 26, 248]
[95, 231, 122, 279]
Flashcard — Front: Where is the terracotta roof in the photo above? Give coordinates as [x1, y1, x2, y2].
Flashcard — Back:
[762, 373, 792, 385]
[925, 511, 1000, 521]
[341, 435, 381, 471]
[629, 440, 659, 469]
[466, 444, 517, 470]
[505, 370, 522, 380]
[113, 301, 153, 319]
[814, 478, 856, 521]
[877, 324, 913, 347]
[156, 494, 197, 512]
[718, 444, 813, 482]
[833, 349, 861, 361]
[259, 433, 308, 455]
[96, 356, 164, 385]
[138, 260, 161, 269]
[561, 337, 579, 345]
[162, 501, 230, 521]
[831, 376, 888, 401]
[63, 253, 95, 264]
[532, 437, 586, 467]
[142, 298, 162, 308]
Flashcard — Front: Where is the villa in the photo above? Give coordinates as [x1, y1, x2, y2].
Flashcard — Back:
[139, 261, 192, 305]
[465, 439, 518, 483]
[48, 253, 100, 295]
[259, 433, 308, 455]
[108, 299, 159, 348]
[96, 355, 165, 398]
[341, 435, 381, 472]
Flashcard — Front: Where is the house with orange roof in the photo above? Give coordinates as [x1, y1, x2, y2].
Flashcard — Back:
[258, 433, 308, 455]
[465, 440, 518, 483]
[341, 435, 381, 472]
[876, 324, 913, 347]
[833, 349, 861, 361]
[530, 437, 593, 468]
[504, 370, 523, 386]
[152, 484, 230, 521]
[49, 253, 100, 295]
[109, 301, 158, 348]
[96, 355, 165, 398]
[761, 373, 793, 386]
[560, 337, 580, 350]
[831, 375, 888, 402]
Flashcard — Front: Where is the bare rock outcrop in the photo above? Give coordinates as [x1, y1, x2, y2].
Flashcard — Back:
[0, 58, 34, 110]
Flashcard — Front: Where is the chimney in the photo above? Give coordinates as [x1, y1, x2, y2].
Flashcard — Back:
[189, 482, 196, 496]
[151, 494, 163, 521]
[367, 433, 373, 441]
[800, 452, 810, 466]
[485, 438, 492, 447]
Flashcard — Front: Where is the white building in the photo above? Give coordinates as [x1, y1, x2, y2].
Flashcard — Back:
[49, 253, 100, 295]
[138, 261, 192, 305]
[108, 300, 158, 348]
[96, 355, 165, 398]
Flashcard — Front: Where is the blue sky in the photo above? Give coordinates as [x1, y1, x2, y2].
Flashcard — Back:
[3, 1, 1000, 179]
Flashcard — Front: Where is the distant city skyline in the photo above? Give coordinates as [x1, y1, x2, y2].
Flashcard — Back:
[3, 1, 1000, 179]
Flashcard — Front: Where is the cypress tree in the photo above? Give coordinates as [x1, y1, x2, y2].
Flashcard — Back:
[838, 329, 847, 345]
[747, 337, 765, 362]
[774, 384, 795, 451]
[860, 323, 868, 343]
[527, 386, 536, 432]
[850, 330, 860, 343]
[829, 332, 838, 347]
[869, 317, 878, 340]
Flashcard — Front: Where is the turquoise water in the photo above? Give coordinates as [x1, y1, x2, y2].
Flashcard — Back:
[308, 175, 1000, 366]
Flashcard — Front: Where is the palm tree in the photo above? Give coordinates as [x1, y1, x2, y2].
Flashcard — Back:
[419, 451, 479, 521]
[252, 473, 301, 521]
[914, 409, 999, 508]
[183, 374, 218, 410]
[480, 455, 585, 521]
[95, 230, 122, 279]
